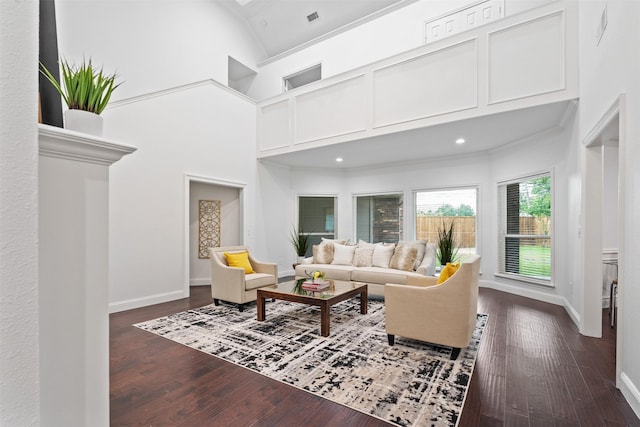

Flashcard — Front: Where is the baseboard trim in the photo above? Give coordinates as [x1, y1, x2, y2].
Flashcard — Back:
[280, 269, 295, 278]
[480, 280, 584, 328]
[479, 279, 566, 306]
[190, 278, 210, 286]
[109, 290, 186, 314]
[561, 297, 581, 326]
[620, 371, 640, 419]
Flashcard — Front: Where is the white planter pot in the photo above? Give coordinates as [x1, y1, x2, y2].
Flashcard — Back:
[64, 109, 104, 136]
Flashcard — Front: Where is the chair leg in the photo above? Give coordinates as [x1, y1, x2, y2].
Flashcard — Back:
[450, 347, 461, 360]
[387, 334, 395, 346]
[238, 303, 245, 312]
[213, 298, 220, 306]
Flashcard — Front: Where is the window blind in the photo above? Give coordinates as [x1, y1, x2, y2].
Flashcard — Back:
[497, 174, 552, 283]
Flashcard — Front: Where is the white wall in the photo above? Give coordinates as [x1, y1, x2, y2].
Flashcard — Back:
[189, 182, 241, 285]
[0, 1, 40, 425]
[247, 0, 557, 100]
[578, 0, 640, 416]
[266, 123, 576, 298]
[55, 0, 265, 101]
[104, 82, 257, 312]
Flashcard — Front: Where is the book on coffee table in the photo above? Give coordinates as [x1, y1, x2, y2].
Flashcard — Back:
[301, 281, 330, 291]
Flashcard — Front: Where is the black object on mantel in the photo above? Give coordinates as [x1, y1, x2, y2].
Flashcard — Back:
[39, 0, 63, 127]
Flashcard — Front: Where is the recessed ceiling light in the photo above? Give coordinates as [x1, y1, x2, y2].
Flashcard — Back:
[455, 138, 466, 144]
[336, 157, 343, 162]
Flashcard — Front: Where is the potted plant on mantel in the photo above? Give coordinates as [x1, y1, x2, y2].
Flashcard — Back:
[436, 220, 459, 267]
[40, 57, 121, 136]
[289, 225, 311, 263]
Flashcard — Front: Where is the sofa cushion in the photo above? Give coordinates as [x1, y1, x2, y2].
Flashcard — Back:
[351, 267, 425, 285]
[244, 273, 276, 290]
[372, 243, 395, 268]
[295, 263, 353, 281]
[389, 245, 418, 271]
[312, 243, 334, 264]
[224, 251, 255, 274]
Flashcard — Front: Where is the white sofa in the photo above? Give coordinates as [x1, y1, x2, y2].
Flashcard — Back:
[294, 240, 436, 298]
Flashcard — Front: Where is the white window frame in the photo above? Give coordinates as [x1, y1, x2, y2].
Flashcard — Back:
[353, 192, 404, 243]
[297, 195, 338, 252]
[496, 171, 554, 287]
[413, 185, 479, 263]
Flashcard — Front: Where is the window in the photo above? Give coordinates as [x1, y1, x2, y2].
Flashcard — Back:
[355, 194, 403, 243]
[298, 196, 336, 256]
[414, 187, 477, 263]
[497, 173, 552, 284]
[283, 64, 322, 92]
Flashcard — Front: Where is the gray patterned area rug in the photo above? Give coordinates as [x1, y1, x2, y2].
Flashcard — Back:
[135, 297, 487, 426]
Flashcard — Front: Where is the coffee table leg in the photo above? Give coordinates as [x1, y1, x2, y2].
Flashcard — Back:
[320, 302, 330, 337]
[360, 287, 368, 314]
[257, 293, 266, 321]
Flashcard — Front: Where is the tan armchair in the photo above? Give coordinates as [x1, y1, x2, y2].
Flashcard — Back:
[385, 255, 480, 360]
[209, 246, 278, 311]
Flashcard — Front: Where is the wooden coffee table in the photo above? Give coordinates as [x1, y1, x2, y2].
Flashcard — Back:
[257, 280, 368, 337]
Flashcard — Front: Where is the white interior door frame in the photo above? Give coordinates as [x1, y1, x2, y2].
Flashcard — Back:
[183, 173, 247, 297]
[581, 94, 624, 379]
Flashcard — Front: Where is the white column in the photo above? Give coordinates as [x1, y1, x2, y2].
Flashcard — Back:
[38, 125, 136, 426]
[0, 1, 40, 425]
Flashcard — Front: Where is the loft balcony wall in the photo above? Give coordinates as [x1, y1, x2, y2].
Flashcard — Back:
[248, 0, 558, 101]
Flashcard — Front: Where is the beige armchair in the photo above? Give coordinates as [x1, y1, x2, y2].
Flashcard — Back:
[209, 246, 278, 311]
[385, 255, 480, 360]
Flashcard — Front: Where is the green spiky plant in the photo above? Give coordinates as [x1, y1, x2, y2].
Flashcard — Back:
[436, 220, 459, 265]
[289, 225, 311, 257]
[39, 57, 120, 115]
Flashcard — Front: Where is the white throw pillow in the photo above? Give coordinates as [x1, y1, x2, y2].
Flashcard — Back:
[331, 243, 356, 265]
[371, 243, 396, 268]
[357, 239, 375, 248]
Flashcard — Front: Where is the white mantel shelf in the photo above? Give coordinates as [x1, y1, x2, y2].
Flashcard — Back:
[38, 123, 137, 165]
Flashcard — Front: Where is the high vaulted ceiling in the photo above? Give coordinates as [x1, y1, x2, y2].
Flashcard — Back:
[226, 0, 413, 58]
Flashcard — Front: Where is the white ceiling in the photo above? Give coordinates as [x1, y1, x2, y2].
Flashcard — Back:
[226, 0, 412, 58]
[259, 101, 576, 169]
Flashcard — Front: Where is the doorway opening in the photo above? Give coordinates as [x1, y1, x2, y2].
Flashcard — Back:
[582, 95, 624, 386]
[184, 174, 246, 296]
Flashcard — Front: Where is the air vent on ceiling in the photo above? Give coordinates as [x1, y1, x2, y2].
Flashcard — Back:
[307, 11, 319, 23]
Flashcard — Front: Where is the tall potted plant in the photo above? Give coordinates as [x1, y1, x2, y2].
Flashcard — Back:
[40, 57, 120, 136]
[289, 225, 311, 263]
[436, 220, 459, 266]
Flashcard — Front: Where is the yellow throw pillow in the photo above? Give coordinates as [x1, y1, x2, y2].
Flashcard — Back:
[437, 262, 460, 284]
[224, 251, 255, 274]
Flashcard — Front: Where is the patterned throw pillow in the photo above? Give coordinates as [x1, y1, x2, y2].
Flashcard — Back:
[353, 246, 374, 267]
[389, 245, 418, 271]
[312, 242, 334, 264]
[398, 240, 427, 270]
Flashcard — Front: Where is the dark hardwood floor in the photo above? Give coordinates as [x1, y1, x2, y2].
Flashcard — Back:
[110, 285, 640, 426]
